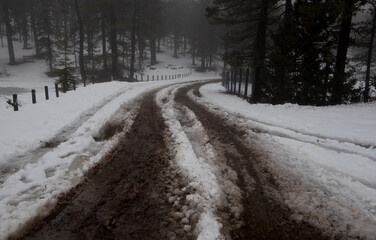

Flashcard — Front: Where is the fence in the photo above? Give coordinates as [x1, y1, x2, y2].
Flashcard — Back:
[134, 71, 192, 82]
[10, 78, 94, 112]
[223, 68, 254, 100]
[10, 71, 193, 112]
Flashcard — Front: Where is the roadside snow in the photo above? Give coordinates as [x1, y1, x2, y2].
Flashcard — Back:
[198, 82, 376, 239]
[201, 83, 376, 147]
[0, 82, 130, 160]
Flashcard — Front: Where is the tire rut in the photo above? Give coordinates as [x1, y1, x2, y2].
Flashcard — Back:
[175, 81, 338, 240]
[11, 89, 174, 240]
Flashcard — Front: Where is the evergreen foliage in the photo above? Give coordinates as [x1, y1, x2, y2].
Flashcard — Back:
[207, 0, 366, 105]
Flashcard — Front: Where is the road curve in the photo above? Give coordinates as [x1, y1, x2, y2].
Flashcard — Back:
[10, 80, 339, 240]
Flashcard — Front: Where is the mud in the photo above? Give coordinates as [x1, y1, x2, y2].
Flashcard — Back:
[9, 80, 343, 240]
[11, 90, 174, 239]
[174, 81, 340, 240]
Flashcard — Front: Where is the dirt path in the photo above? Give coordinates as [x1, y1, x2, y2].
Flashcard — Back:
[174, 81, 337, 240]
[12, 89, 174, 240]
[11, 80, 339, 240]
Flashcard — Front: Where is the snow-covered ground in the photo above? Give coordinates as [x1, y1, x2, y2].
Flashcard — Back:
[0, 42, 219, 239]
[199, 83, 376, 239]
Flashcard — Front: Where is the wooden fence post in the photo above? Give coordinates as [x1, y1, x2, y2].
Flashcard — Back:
[91, 76, 95, 84]
[45, 86, 49, 100]
[141, 75, 144, 81]
[244, 68, 249, 98]
[31, 89, 36, 104]
[13, 94, 18, 111]
[147, 75, 149, 81]
[55, 84, 59, 98]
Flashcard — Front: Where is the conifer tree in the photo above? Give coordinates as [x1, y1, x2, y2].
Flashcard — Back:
[55, 15, 77, 92]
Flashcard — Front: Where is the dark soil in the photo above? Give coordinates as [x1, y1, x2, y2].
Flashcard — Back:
[174, 81, 340, 240]
[9, 80, 343, 240]
[11, 90, 173, 240]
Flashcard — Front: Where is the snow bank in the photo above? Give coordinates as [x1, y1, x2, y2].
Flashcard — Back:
[201, 83, 376, 147]
[198, 82, 376, 239]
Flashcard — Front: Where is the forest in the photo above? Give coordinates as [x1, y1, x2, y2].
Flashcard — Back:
[208, 0, 376, 105]
[1, 0, 376, 106]
[0, 0, 222, 89]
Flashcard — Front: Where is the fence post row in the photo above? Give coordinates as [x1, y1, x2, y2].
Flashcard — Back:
[133, 72, 191, 82]
[224, 68, 253, 100]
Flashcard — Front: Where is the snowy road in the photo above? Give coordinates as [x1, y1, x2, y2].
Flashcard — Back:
[3, 80, 376, 239]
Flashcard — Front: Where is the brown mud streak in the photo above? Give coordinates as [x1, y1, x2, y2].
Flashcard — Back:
[12, 89, 172, 240]
[175, 80, 338, 240]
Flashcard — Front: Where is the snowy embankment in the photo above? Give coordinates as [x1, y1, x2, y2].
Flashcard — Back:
[198, 83, 376, 239]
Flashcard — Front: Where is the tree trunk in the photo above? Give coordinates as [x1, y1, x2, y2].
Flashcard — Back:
[173, 0, 179, 58]
[174, 33, 178, 58]
[364, 6, 376, 102]
[74, 0, 86, 82]
[2, 0, 16, 65]
[47, 32, 53, 72]
[101, 9, 107, 75]
[200, 49, 205, 68]
[0, 22, 4, 47]
[109, 3, 120, 79]
[130, 5, 136, 79]
[87, 26, 93, 71]
[22, 7, 28, 49]
[331, 0, 356, 105]
[252, 0, 268, 102]
[150, 26, 157, 65]
[30, 0, 40, 58]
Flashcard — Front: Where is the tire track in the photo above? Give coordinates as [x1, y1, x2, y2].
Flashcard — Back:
[174, 81, 337, 240]
[10, 87, 179, 240]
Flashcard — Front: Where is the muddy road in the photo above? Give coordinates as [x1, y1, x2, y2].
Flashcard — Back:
[11, 81, 337, 239]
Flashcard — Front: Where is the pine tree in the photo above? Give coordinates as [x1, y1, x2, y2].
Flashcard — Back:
[55, 0, 77, 92]
[55, 33, 77, 92]
[267, 0, 339, 105]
